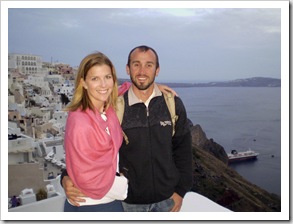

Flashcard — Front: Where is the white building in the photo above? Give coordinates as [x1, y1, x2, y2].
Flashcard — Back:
[8, 53, 42, 75]
[58, 79, 75, 100]
[52, 111, 68, 127]
[45, 74, 64, 85]
[8, 125, 47, 197]
[25, 74, 52, 96]
[8, 126, 35, 165]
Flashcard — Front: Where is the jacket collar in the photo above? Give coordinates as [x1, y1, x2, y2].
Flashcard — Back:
[128, 83, 162, 106]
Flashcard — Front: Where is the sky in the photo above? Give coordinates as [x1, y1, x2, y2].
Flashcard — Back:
[5, 1, 284, 82]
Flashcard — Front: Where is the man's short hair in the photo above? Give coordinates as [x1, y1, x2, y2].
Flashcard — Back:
[127, 45, 160, 69]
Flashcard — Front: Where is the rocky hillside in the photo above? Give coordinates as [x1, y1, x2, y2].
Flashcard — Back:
[192, 77, 281, 87]
[190, 124, 281, 212]
[157, 77, 281, 88]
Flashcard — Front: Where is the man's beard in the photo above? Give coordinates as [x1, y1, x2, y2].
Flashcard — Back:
[130, 75, 155, 91]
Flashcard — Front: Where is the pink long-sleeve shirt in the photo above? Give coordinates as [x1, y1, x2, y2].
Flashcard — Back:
[65, 107, 123, 199]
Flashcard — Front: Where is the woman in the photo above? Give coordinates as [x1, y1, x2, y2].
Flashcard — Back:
[63, 52, 127, 212]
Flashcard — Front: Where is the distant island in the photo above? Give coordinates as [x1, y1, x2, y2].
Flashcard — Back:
[119, 77, 281, 87]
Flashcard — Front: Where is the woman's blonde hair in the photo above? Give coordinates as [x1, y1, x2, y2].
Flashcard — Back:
[64, 52, 118, 112]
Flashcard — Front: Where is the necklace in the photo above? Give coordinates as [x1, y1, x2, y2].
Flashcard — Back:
[100, 112, 110, 135]
[101, 111, 107, 121]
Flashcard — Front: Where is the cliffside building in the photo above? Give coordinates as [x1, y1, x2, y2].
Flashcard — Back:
[8, 53, 43, 75]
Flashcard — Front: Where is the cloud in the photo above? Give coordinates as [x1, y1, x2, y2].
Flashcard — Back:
[61, 21, 80, 29]
[7, 6, 282, 82]
[153, 8, 196, 17]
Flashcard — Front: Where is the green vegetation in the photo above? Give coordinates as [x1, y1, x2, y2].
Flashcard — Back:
[36, 188, 47, 201]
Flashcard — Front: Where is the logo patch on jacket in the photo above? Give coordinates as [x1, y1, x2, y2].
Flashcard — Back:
[160, 121, 172, 126]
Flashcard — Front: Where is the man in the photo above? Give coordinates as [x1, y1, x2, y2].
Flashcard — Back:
[61, 45, 193, 212]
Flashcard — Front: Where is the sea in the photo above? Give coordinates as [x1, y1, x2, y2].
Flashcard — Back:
[174, 87, 282, 196]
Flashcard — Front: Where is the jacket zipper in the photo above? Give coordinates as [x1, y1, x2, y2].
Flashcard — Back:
[146, 105, 156, 201]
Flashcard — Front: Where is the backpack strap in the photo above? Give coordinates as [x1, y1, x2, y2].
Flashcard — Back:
[116, 96, 125, 125]
[163, 92, 178, 136]
[116, 96, 129, 145]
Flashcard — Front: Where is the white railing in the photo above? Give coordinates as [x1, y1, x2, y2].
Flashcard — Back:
[8, 192, 231, 212]
[7, 175, 231, 214]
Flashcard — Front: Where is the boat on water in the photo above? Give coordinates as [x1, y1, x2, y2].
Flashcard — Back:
[227, 149, 259, 163]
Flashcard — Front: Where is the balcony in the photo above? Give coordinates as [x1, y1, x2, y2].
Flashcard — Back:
[8, 137, 33, 154]
[5, 176, 231, 220]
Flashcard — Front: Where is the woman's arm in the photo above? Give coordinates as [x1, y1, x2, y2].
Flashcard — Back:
[61, 172, 128, 205]
[118, 82, 131, 96]
[62, 175, 86, 206]
[157, 83, 178, 96]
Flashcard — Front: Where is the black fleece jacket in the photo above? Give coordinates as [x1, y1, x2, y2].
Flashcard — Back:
[119, 92, 193, 204]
